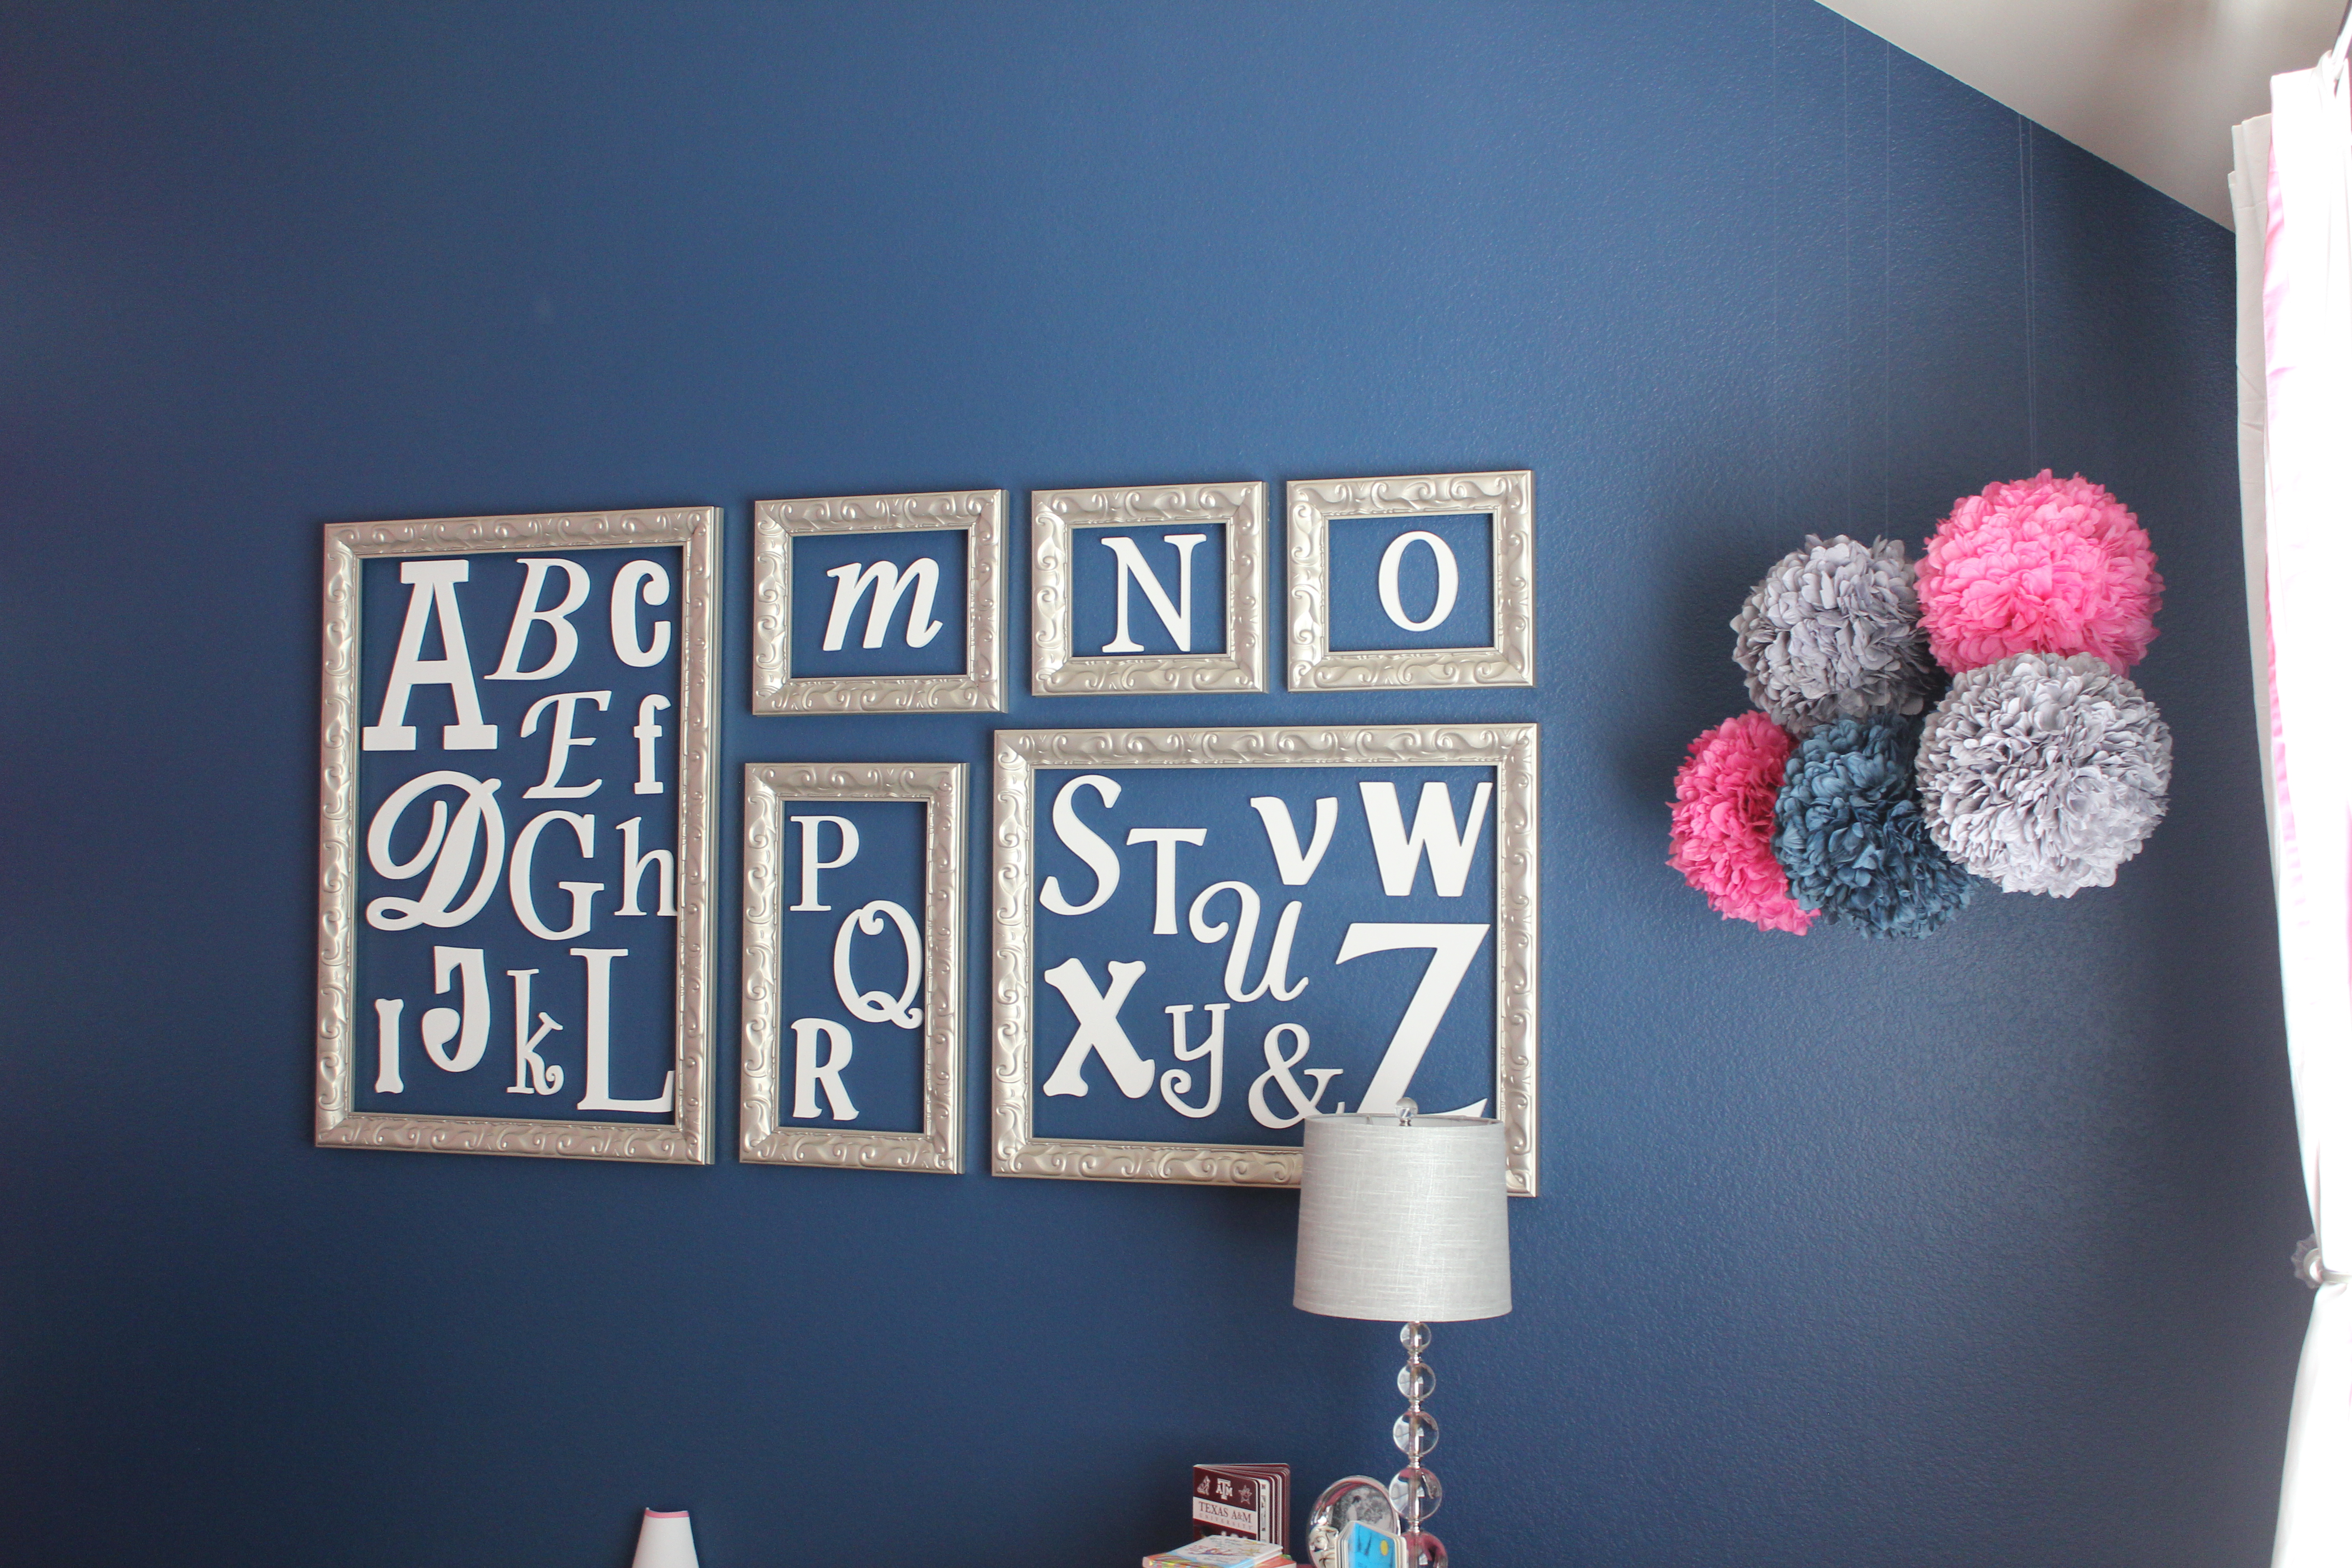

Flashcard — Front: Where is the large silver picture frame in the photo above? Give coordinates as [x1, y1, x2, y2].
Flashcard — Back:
[753, 489, 1006, 713]
[316, 506, 719, 1163]
[990, 723, 1539, 1195]
[1030, 482, 1266, 696]
[1286, 470, 1535, 691]
[740, 761, 965, 1173]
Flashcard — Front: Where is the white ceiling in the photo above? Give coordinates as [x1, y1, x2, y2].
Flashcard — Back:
[1818, 0, 2347, 226]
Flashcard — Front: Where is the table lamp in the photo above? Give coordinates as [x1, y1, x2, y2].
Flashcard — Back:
[1294, 1102, 1512, 1568]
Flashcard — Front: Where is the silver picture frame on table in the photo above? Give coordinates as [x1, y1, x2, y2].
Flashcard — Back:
[316, 505, 720, 1163]
[990, 722, 1540, 1195]
[1030, 481, 1267, 696]
[753, 488, 1007, 713]
[1285, 470, 1535, 691]
[739, 761, 966, 1173]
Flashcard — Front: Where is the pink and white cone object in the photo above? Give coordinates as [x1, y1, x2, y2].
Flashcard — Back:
[630, 1509, 699, 1568]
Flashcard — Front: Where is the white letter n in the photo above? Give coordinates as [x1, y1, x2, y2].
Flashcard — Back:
[1101, 534, 1207, 653]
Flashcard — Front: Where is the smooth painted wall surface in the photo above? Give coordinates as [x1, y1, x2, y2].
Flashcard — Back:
[0, 3, 2309, 1564]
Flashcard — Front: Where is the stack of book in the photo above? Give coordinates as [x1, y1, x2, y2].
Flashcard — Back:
[1142, 1535, 1294, 1568]
[1190, 1462, 1290, 1550]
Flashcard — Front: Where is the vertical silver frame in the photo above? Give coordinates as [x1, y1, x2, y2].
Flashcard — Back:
[1030, 482, 1266, 695]
[752, 489, 1006, 713]
[740, 762, 965, 1173]
[316, 506, 720, 1163]
[1286, 470, 1535, 691]
[990, 723, 1539, 1194]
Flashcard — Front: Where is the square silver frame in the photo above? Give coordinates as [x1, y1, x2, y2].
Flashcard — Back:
[315, 506, 720, 1163]
[1285, 470, 1535, 691]
[1030, 482, 1266, 696]
[990, 723, 1539, 1194]
[753, 489, 1006, 713]
[740, 761, 965, 1173]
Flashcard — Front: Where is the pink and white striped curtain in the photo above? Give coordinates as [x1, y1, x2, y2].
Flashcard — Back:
[2232, 23, 2352, 1568]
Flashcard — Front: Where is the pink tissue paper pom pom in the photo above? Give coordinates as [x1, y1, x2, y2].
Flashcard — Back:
[1915, 470, 2162, 675]
[1669, 712, 1814, 935]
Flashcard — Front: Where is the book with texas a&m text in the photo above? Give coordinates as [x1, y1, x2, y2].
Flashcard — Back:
[1192, 1463, 1289, 1548]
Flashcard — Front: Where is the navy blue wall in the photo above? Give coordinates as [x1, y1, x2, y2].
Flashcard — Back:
[0, 3, 2310, 1564]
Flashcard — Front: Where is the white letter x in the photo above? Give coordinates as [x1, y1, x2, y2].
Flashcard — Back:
[1040, 958, 1154, 1098]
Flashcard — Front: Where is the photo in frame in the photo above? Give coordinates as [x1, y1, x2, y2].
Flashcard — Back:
[753, 489, 1006, 713]
[990, 724, 1538, 1193]
[1030, 482, 1266, 696]
[740, 762, 965, 1172]
[316, 507, 719, 1162]
[1285, 470, 1534, 691]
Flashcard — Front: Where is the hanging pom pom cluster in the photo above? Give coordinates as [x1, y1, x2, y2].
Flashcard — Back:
[1666, 473, 2172, 936]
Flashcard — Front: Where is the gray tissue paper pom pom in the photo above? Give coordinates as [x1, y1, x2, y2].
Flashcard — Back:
[1916, 652, 2172, 897]
[1731, 534, 1939, 735]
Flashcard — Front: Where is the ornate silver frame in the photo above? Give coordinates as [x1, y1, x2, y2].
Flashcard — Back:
[1030, 482, 1266, 696]
[1285, 470, 1535, 691]
[316, 506, 719, 1163]
[752, 489, 1006, 713]
[990, 723, 1539, 1194]
[740, 762, 965, 1173]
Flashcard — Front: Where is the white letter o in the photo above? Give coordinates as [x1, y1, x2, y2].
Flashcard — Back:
[1377, 531, 1459, 632]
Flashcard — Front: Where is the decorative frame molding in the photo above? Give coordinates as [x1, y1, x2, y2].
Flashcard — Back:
[740, 761, 965, 1173]
[990, 723, 1539, 1195]
[315, 506, 719, 1163]
[753, 489, 1006, 713]
[1285, 470, 1535, 691]
[1031, 482, 1266, 696]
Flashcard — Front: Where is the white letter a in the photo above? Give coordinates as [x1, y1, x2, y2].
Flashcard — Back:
[363, 560, 497, 751]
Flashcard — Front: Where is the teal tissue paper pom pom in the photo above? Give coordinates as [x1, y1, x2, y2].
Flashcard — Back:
[1774, 714, 1976, 937]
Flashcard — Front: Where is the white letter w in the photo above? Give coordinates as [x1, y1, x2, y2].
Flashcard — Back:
[1359, 780, 1492, 897]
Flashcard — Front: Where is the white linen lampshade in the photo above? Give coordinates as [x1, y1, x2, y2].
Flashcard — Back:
[630, 1509, 700, 1568]
[1293, 1112, 1511, 1323]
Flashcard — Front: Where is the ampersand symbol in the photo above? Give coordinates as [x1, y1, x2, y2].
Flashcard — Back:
[1247, 1022, 1342, 1128]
